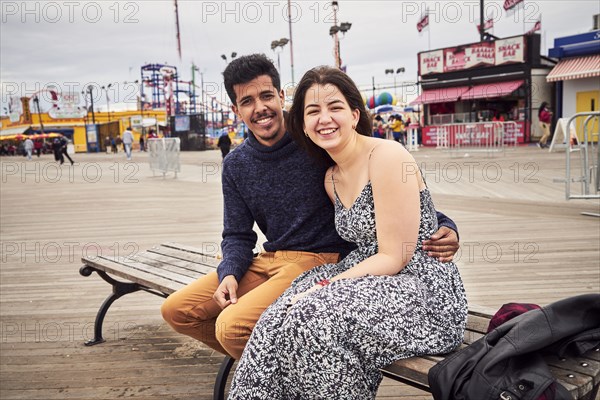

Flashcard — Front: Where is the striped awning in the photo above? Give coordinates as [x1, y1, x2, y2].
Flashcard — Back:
[546, 54, 600, 82]
[461, 80, 524, 100]
[0, 126, 28, 136]
[410, 86, 470, 105]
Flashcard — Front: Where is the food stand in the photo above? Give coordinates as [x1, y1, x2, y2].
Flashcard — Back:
[412, 34, 555, 146]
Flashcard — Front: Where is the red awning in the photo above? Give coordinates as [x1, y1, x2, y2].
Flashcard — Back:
[460, 80, 524, 100]
[546, 55, 600, 82]
[410, 86, 470, 105]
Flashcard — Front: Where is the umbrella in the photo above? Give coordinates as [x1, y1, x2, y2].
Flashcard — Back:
[404, 105, 421, 113]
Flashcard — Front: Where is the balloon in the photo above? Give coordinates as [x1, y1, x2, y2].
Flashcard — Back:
[377, 92, 394, 106]
[367, 96, 378, 109]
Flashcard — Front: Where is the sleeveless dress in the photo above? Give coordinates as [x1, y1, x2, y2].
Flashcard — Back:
[229, 182, 468, 400]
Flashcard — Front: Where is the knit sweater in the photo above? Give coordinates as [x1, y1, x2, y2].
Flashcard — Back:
[217, 132, 458, 283]
[217, 132, 355, 282]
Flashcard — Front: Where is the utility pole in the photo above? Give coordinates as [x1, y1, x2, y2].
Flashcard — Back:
[88, 85, 96, 124]
[33, 96, 45, 133]
[332, 1, 340, 68]
[287, 0, 295, 85]
[480, 0, 485, 42]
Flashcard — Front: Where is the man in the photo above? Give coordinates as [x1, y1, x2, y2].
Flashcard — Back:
[217, 129, 232, 159]
[59, 136, 74, 165]
[161, 54, 460, 360]
[23, 137, 34, 160]
[122, 126, 134, 160]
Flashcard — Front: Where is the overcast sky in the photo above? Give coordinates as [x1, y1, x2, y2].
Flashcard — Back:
[1, 0, 598, 113]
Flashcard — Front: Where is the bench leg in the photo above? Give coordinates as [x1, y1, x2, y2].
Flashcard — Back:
[213, 356, 235, 400]
[80, 265, 143, 346]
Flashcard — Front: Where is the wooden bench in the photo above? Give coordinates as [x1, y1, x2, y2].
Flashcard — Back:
[81, 242, 600, 400]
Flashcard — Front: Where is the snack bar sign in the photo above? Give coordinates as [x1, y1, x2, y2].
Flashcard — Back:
[419, 36, 525, 75]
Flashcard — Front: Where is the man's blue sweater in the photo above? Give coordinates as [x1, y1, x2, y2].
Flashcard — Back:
[217, 132, 355, 282]
[217, 132, 458, 283]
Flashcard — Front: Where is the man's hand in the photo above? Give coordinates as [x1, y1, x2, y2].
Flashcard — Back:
[422, 226, 459, 263]
[213, 275, 239, 309]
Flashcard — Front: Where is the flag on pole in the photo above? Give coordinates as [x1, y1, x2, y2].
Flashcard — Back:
[477, 18, 494, 33]
[417, 9, 429, 34]
[526, 18, 541, 34]
[504, 0, 524, 16]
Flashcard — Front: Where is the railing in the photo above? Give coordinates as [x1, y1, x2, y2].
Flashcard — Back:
[434, 121, 518, 156]
[559, 112, 600, 205]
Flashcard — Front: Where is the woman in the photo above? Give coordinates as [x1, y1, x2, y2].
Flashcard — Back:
[228, 67, 467, 399]
[538, 101, 552, 148]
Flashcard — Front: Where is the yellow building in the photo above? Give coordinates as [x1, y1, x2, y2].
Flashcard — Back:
[0, 108, 167, 152]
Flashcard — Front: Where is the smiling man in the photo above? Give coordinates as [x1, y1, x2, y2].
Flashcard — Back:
[161, 54, 461, 360]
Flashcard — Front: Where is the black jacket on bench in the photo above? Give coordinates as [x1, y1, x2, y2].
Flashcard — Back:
[428, 293, 600, 400]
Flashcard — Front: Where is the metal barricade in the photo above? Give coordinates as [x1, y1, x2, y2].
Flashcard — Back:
[560, 112, 600, 207]
[436, 126, 449, 149]
[406, 124, 420, 152]
[148, 138, 181, 178]
[436, 121, 516, 157]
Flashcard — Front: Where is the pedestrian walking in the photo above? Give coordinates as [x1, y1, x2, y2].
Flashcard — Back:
[122, 127, 134, 160]
[23, 137, 33, 160]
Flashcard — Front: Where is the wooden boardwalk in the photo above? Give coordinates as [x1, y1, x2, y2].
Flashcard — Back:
[1, 145, 598, 399]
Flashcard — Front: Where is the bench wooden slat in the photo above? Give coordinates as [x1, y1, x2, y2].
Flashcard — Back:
[148, 244, 221, 267]
[133, 251, 215, 278]
[546, 354, 600, 385]
[113, 257, 197, 286]
[584, 348, 600, 362]
[549, 364, 592, 398]
[82, 255, 187, 294]
[161, 242, 222, 260]
[382, 356, 436, 388]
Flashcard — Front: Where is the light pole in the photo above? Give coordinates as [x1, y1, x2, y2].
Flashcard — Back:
[133, 79, 146, 137]
[87, 85, 96, 125]
[220, 52, 238, 64]
[80, 90, 89, 125]
[287, 0, 295, 85]
[32, 96, 45, 134]
[329, 1, 352, 69]
[101, 83, 113, 121]
[385, 67, 405, 103]
[270, 38, 289, 73]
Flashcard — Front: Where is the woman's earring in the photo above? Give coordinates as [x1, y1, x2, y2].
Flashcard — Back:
[304, 131, 309, 137]
[352, 123, 356, 130]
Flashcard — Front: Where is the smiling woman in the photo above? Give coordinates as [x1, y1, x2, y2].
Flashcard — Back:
[287, 66, 373, 167]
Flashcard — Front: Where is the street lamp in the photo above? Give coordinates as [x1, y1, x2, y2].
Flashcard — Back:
[101, 83, 113, 121]
[220, 52, 238, 64]
[270, 38, 289, 73]
[329, 1, 352, 69]
[385, 67, 405, 103]
[87, 85, 96, 124]
[80, 89, 89, 124]
[32, 96, 45, 134]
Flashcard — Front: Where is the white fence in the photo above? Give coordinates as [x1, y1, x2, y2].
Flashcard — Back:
[435, 121, 519, 156]
[148, 138, 181, 178]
